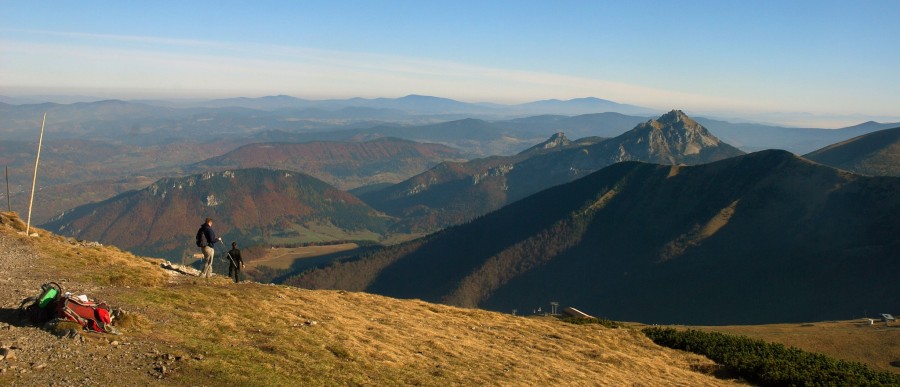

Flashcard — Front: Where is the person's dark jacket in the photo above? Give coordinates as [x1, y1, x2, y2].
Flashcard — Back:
[200, 223, 218, 247]
[228, 248, 243, 268]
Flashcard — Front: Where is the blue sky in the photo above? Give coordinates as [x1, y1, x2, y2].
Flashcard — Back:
[2, 1, 899, 126]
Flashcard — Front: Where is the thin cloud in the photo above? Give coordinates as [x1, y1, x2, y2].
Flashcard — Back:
[0, 30, 880, 117]
[0, 31, 719, 106]
[6, 28, 224, 48]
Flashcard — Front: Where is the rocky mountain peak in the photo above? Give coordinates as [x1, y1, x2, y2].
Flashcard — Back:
[658, 109, 690, 122]
[540, 132, 572, 149]
[631, 110, 711, 139]
[613, 110, 742, 162]
[518, 132, 574, 156]
[652, 110, 703, 131]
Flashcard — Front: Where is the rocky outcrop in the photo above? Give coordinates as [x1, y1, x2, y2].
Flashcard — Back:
[608, 110, 740, 164]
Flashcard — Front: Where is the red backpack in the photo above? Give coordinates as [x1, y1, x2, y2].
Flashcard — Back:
[57, 294, 118, 334]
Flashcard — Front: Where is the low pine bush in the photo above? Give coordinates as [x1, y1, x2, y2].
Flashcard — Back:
[642, 327, 900, 386]
[559, 316, 621, 329]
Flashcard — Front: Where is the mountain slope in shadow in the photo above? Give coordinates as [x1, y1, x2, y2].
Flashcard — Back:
[295, 150, 900, 325]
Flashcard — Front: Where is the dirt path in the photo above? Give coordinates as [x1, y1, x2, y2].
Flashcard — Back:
[0, 233, 173, 385]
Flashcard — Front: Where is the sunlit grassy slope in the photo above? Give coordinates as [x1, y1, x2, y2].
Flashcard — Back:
[1, 212, 736, 386]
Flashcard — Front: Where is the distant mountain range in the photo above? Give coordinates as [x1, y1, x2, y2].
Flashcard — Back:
[291, 150, 900, 325]
[512, 97, 656, 116]
[248, 117, 554, 158]
[694, 118, 900, 154]
[4, 95, 898, 230]
[201, 94, 490, 114]
[804, 126, 900, 177]
[42, 168, 392, 259]
[178, 94, 659, 116]
[3, 97, 895, 155]
[359, 110, 745, 231]
[492, 112, 650, 138]
[189, 137, 464, 190]
[0, 100, 369, 145]
[0, 95, 657, 142]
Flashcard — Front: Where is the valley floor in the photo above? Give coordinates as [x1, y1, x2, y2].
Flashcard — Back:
[246, 243, 360, 270]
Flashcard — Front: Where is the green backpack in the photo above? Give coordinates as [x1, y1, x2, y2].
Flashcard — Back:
[20, 282, 62, 324]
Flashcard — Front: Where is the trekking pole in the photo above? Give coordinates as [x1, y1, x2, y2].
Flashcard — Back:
[225, 251, 237, 269]
[225, 248, 241, 282]
[219, 243, 237, 269]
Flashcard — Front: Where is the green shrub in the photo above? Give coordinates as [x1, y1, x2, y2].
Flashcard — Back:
[642, 327, 900, 386]
[560, 316, 621, 329]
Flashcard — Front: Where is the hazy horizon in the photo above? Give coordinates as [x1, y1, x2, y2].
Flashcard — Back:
[3, 1, 899, 128]
[3, 90, 899, 129]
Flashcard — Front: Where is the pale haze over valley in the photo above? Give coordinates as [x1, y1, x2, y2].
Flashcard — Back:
[2, 1, 899, 127]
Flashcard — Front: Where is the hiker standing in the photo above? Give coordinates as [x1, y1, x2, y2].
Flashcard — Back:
[228, 241, 245, 283]
[197, 218, 221, 278]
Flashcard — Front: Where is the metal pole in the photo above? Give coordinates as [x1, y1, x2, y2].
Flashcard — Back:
[25, 112, 46, 236]
[5, 165, 9, 212]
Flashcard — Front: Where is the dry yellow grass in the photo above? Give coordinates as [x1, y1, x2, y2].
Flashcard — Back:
[685, 321, 900, 374]
[2, 212, 169, 288]
[1, 212, 741, 386]
[246, 243, 359, 270]
[123, 283, 740, 386]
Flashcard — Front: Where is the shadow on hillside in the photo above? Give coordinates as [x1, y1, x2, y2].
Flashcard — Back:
[272, 245, 379, 284]
[692, 364, 742, 382]
[241, 245, 378, 284]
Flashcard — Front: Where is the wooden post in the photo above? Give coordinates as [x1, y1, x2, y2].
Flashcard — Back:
[25, 112, 46, 236]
